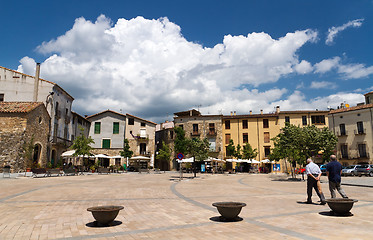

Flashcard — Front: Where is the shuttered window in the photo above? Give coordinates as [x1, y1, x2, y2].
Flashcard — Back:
[94, 122, 101, 134]
[102, 139, 111, 149]
[113, 122, 119, 134]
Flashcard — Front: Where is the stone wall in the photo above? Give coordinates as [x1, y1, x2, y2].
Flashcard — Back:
[0, 105, 50, 172]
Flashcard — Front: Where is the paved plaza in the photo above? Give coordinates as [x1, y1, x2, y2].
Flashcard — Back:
[0, 172, 373, 240]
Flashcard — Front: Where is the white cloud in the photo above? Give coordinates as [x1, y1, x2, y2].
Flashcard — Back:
[294, 60, 313, 74]
[310, 81, 337, 89]
[17, 56, 36, 74]
[326, 19, 364, 45]
[17, 15, 319, 121]
[314, 57, 340, 73]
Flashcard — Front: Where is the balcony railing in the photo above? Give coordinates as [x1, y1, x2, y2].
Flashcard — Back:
[354, 128, 366, 135]
[191, 131, 200, 136]
[52, 136, 72, 147]
[337, 130, 347, 137]
[207, 130, 217, 136]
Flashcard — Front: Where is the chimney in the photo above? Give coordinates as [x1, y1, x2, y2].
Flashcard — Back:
[276, 106, 280, 114]
[234, 111, 236, 116]
[249, 110, 252, 115]
[230, 111, 233, 116]
[260, 109, 263, 115]
[33, 63, 41, 102]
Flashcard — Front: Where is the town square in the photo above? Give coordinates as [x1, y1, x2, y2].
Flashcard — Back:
[1, 172, 373, 239]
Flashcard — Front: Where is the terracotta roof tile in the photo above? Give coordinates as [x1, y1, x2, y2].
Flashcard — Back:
[0, 102, 43, 113]
[329, 103, 373, 114]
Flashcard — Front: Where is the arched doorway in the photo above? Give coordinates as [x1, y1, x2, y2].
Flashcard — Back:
[33, 144, 42, 166]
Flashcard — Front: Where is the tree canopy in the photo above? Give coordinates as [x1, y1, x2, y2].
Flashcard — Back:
[156, 141, 171, 163]
[242, 143, 258, 160]
[71, 129, 95, 158]
[120, 139, 133, 159]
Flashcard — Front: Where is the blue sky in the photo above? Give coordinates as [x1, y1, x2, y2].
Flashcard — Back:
[1, 0, 373, 122]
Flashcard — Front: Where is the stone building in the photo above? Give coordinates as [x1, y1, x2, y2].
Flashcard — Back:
[328, 92, 373, 166]
[155, 121, 175, 170]
[0, 102, 50, 172]
[0, 65, 74, 165]
[174, 109, 224, 160]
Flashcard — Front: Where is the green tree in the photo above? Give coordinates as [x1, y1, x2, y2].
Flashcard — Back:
[242, 143, 258, 160]
[174, 126, 188, 155]
[186, 137, 210, 177]
[156, 141, 171, 168]
[226, 139, 236, 158]
[317, 127, 338, 162]
[120, 139, 133, 159]
[234, 144, 242, 159]
[71, 128, 95, 167]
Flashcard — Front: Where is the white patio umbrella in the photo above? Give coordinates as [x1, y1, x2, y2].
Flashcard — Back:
[61, 150, 75, 157]
[95, 154, 111, 158]
[177, 157, 194, 163]
[130, 156, 151, 160]
[249, 159, 260, 164]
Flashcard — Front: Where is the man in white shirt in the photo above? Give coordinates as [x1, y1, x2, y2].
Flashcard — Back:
[305, 158, 326, 204]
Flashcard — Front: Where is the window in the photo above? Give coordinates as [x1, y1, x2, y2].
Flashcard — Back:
[113, 122, 119, 134]
[285, 116, 290, 123]
[209, 123, 215, 135]
[243, 133, 248, 143]
[263, 119, 269, 128]
[357, 121, 364, 134]
[242, 120, 248, 129]
[302, 116, 307, 125]
[340, 144, 348, 159]
[339, 124, 346, 136]
[358, 144, 367, 158]
[192, 124, 199, 134]
[94, 122, 101, 134]
[170, 130, 174, 139]
[264, 132, 270, 143]
[128, 118, 134, 125]
[311, 115, 325, 125]
[141, 122, 146, 127]
[209, 139, 216, 151]
[102, 139, 111, 149]
[225, 134, 231, 144]
[0, 93, 4, 101]
[264, 146, 271, 157]
[225, 120, 230, 129]
[140, 143, 147, 155]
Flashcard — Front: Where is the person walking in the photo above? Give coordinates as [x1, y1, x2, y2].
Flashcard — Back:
[326, 155, 348, 198]
[305, 158, 326, 204]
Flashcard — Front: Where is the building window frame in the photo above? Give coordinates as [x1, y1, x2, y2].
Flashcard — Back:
[113, 122, 120, 134]
[94, 122, 101, 134]
[225, 120, 231, 129]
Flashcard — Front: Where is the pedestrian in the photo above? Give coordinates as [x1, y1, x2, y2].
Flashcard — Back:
[326, 155, 348, 198]
[305, 158, 326, 204]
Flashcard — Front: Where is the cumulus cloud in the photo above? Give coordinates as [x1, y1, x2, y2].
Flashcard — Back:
[17, 15, 320, 122]
[314, 57, 340, 73]
[326, 19, 364, 45]
[310, 81, 337, 89]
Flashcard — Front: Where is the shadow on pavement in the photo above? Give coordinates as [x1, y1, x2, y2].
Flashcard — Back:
[209, 216, 243, 222]
[86, 220, 122, 228]
[318, 211, 353, 217]
[296, 201, 320, 205]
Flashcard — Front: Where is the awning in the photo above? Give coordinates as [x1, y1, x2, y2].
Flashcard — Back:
[177, 157, 194, 163]
[248, 159, 260, 164]
[260, 159, 274, 163]
[109, 155, 122, 159]
[61, 150, 75, 157]
[95, 154, 111, 158]
[130, 155, 151, 161]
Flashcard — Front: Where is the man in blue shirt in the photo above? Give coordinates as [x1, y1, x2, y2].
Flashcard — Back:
[326, 155, 348, 198]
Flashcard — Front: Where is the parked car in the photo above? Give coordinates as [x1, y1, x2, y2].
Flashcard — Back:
[355, 164, 373, 177]
[342, 165, 359, 176]
[320, 165, 327, 175]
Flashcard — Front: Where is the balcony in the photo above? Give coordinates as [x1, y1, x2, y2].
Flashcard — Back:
[65, 115, 71, 124]
[337, 130, 347, 137]
[191, 131, 200, 136]
[55, 110, 61, 120]
[207, 130, 217, 136]
[354, 128, 366, 135]
[52, 136, 72, 147]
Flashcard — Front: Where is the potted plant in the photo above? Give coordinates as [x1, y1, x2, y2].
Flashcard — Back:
[90, 165, 96, 173]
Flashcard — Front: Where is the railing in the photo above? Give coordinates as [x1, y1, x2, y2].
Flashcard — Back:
[354, 128, 366, 135]
[207, 130, 217, 136]
[337, 130, 347, 137]
[191, 131, 200, 136]
[52, 136, 72, 147]
[139, 152, 151, 157]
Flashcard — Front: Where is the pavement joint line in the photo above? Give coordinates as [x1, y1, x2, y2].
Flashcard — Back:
[56, 221, 217, 240]
[170, 180, 322, 240]
[342, 183, 373, 188]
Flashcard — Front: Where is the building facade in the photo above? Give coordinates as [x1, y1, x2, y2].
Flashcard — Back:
[329, 93, 373, 166]
[0, 102, 50, 172]
[155, 121, 175, 170]
[173, 109, 224, 160]
[0, 65, 74, 165]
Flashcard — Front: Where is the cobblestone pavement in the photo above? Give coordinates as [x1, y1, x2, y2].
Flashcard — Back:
[0, 172, 372, 239]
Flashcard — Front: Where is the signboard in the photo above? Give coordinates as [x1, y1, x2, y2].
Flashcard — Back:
[273, 164, 281, 172]
[177, 153, 184, 160]
[201, 164, 206, 173]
